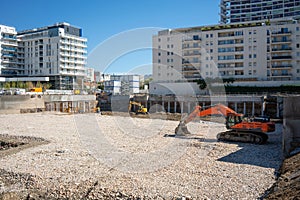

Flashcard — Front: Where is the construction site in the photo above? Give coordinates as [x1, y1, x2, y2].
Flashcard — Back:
[0, 93, 299, 199]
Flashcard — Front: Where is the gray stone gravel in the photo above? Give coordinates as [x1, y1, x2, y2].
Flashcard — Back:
[0, 113, 282, 199]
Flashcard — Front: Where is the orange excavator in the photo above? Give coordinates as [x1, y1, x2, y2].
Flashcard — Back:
[175, 104, 275, 144]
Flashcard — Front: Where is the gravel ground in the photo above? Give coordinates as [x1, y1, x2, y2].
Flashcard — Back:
[0, 113, 282, 199]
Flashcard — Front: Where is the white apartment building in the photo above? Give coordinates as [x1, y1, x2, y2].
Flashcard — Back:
[85, 67, 95, 82]
[152, 19, 300, 87]
[16, 22, 87, 89]
[0, 25, 19, 76]
[104, 74, 140, 95]
[220, 0, 300, 24]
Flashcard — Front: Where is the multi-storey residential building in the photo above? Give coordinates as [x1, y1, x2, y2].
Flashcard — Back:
[0, 25, 19, 76]
[85, 67, 95, 82]
[220, 0, 300, 24]
[16, 22, 87, 89]
[152, 19, 300, 87]
[104, 74, 140, 95]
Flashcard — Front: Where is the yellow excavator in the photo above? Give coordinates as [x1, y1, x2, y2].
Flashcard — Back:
[128, 101, 148, 114]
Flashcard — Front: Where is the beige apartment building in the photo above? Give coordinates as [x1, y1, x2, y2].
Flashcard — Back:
[152, 19, 300, 88]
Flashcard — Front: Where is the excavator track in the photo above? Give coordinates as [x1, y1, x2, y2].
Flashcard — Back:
[217, 130, 268, 144]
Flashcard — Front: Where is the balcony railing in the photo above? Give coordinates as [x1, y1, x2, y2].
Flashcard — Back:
[272, 31, 292, 35]
[271, 39, 292, 43]
[271, 64, 292, 68]
[183, 52, 201, 56]
[272, 47, 292, 51]
[271, 55, 292, 60]
[271, 74, 292, 77]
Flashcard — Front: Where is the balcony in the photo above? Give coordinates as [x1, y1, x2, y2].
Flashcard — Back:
[271, 55, 292, 60]
[1, 36, 17, 41]
[271, 39, 292, 43]
[272, 31, 292, 35]
[271, 64, 292, 69]
[272, 47, 292, 52]
[2, 47, 17, 52]
[183, 52, 201, 56]
[271, 73, 292, 77]
[182, 66, 199, 72]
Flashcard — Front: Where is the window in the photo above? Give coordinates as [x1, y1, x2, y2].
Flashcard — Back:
[249, 54, 252, 58]
[171, 44, 174, 48]
[206, 34, 209, 38]
[210, 34, 213, 38]
[158, 52, 161, 56]
[253, 54, 256, 58]
[210, 49, 213, 53]
[297, 44, 300, 48]
[158, 59, 161, 63]
[167, 45, 169, 48]
[297, 27, 300, 31]
[193, 35, 199, 40]
[158, 38, 161, 42]
[167, 37, 170, 41]
[297, 69, 300, 73]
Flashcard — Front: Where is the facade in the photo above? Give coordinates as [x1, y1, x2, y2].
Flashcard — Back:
[220, 0, 300, 24]
[152, 19, 300, 85]
[0, 25, 19, 76]
[104, 74, 140, 95]
[85, 67, 95, 82]
[16, 22, 87, 90]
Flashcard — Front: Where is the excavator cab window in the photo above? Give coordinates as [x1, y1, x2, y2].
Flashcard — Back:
[225, 114, 242, 129]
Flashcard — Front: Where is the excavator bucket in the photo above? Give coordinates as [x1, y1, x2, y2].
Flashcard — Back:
[175, 122, 191, 136]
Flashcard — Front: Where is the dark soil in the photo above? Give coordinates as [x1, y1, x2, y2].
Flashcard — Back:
[263, 152, 300, 199]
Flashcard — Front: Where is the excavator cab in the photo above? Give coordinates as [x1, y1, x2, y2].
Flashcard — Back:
[225, 114, 243, 129]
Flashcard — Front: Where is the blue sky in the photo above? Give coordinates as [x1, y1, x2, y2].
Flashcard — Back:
[0, 0, 220, 74]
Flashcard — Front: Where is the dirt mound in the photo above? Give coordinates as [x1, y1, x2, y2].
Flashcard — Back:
[264, 152, 300, 199]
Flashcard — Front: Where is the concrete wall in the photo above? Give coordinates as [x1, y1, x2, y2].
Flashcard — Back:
[150, 82, 206, 96]
[283, 96, 300, 157]
[0, 95, 44, 114]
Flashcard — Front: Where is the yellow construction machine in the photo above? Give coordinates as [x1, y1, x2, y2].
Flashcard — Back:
[128, 101, 148, 114]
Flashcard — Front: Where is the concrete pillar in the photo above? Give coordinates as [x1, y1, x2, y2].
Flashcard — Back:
[162, 101, 164, 111]
[83, 101, 86, 113]
[202, 102, 205, 109]
[243, 102, 246, 115]
[181, 102, 184, 114]
[167, 101, 170, 113]
[234, 102, 237, 112]
[262, 96, 266, 116]
[276, 102, 280, 118]
[188, 102, 191, 113]
[252, 101, 255, 116]
[174, 101, 177, 113]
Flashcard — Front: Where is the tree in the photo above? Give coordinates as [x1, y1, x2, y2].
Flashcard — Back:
[36, 81, 43, 88]
[17, 81, 25, 89]
[140, 78, 152, 89]
[4, 82, 10, 89]
[97, 82, 104, 90]
[25, 82, 34, 91]
[11, 81, 16, 88]
[43, 83, 52, 90]
[196, 79, 207, 90]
